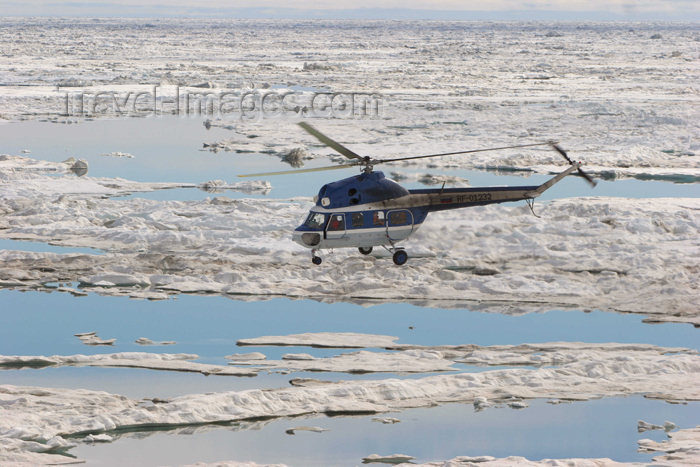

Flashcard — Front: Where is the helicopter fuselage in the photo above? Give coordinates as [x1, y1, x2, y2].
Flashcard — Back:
[292, 170, 555, 252]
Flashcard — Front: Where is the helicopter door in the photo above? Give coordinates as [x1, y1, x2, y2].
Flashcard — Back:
[386, 209, 414, 241]
[324, 213, 347, 240]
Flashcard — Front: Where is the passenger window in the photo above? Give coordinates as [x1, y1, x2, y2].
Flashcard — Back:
[373, 211, 385, 226]
[327, 214, 345, 231]
[389, 210, 409, 226]
[351, 213, 364, 227]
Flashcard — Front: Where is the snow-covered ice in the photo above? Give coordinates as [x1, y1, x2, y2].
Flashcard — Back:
[237, 333, 400, 348]
[0, 158, 697, 325]
[1, 20, 697, 181]
[284, 426, 327, 435]
[362, 453, 415, 464]
[101, 151, 134, 159]
[75, 331, 115, 346]
[229, 349, 456, 373]
[638, 420, 677, 433]
[0, 352, 257, 376]
[1, 341, 698, 463]
[135, 337, 176, 346]
[0, 18, 698, 466]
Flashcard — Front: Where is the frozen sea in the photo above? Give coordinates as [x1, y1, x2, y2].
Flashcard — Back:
[0, 18, 699, 467]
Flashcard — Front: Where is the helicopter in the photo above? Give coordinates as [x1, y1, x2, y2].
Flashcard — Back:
[239, 122, 596, 266]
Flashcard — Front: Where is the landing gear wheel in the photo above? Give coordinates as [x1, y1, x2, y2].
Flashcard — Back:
[358, 246, 373, 255]
[312, 256, 322, 265]
[392, 249, 408, 266]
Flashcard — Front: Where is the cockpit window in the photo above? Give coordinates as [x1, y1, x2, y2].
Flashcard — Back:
[304, 212, 326, 230]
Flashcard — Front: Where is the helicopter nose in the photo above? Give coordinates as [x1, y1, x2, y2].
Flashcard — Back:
[292, 229, 321, 248]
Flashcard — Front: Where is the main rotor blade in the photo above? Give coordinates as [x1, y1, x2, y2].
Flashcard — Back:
[298, 122, 364, 161]
[237, 162, 358, 178]
[376, 142, 555, 164]
[549, 142, 597, 187]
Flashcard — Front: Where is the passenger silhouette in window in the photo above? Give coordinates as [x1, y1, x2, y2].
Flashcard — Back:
[328, 214, 345, 231]
[351, 213, 364, 227]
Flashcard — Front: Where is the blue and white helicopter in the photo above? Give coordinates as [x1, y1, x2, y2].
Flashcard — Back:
[241, 122, 596, 266]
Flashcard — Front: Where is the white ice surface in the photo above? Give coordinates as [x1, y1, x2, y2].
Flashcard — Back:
[135, 337, 176, 346]
[1, 19, 699, 466]
[0, 160, 697, 324]
[1, 342, 698, 464]
[75, 332, 115, 346]
[0, 352, 257, 376]
[1, 20, 697, 181]
[229, 349, 455, 373]
[237, 333, 399, 348]
[362, 453, 415, 464]
[101, 151, 134, 159]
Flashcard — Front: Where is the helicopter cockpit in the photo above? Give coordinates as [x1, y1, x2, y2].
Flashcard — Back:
[303, 212, 326, 230]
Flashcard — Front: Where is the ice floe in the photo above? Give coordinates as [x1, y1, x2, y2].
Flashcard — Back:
[135, 337, 176, 346]
[237, 333, 399, 348]
[0, 352, 257, 376]
[75, 331, 115, 346]
[229, 349, 455, 374]
[638, 420, 677, 433]
[362, 453, 415, 464]
[1, 341, 698, 463]
[101, 151, 134, 159]
[199, 179, 272, 195]
[638, 426, 700, 465]
[372, 417, 401, 424]
[225, 352, 267, 361]
[284, 426, 327, 435]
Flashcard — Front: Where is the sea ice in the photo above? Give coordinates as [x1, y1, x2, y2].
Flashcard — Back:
[362, 453, 415, 464]
[0, 157, 696, 325]
[1, 341, 697, 464]
[373, 417, 401, 424]
[0, 352, 257, 376]
[135, 337, 177, 346]
[284, 426, 327, 435]
[75, 331, 115, 346]
[225, 352, 267, 361]
[237, 333, 400, 348]
[229, 349, 456, 374]
[101, 151, 134, 158]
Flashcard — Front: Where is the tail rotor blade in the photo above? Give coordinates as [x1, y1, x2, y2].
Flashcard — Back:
[549, 141, 574, 164]
[298, 122, 365, 162]
[549, 141, 596, 187]
[576, 168, 597, 187]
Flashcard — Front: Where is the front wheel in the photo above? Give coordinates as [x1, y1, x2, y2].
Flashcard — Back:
[358, 246, 373, 255]
[312, 256, 322, 265]
[392, 249, 408, 266]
